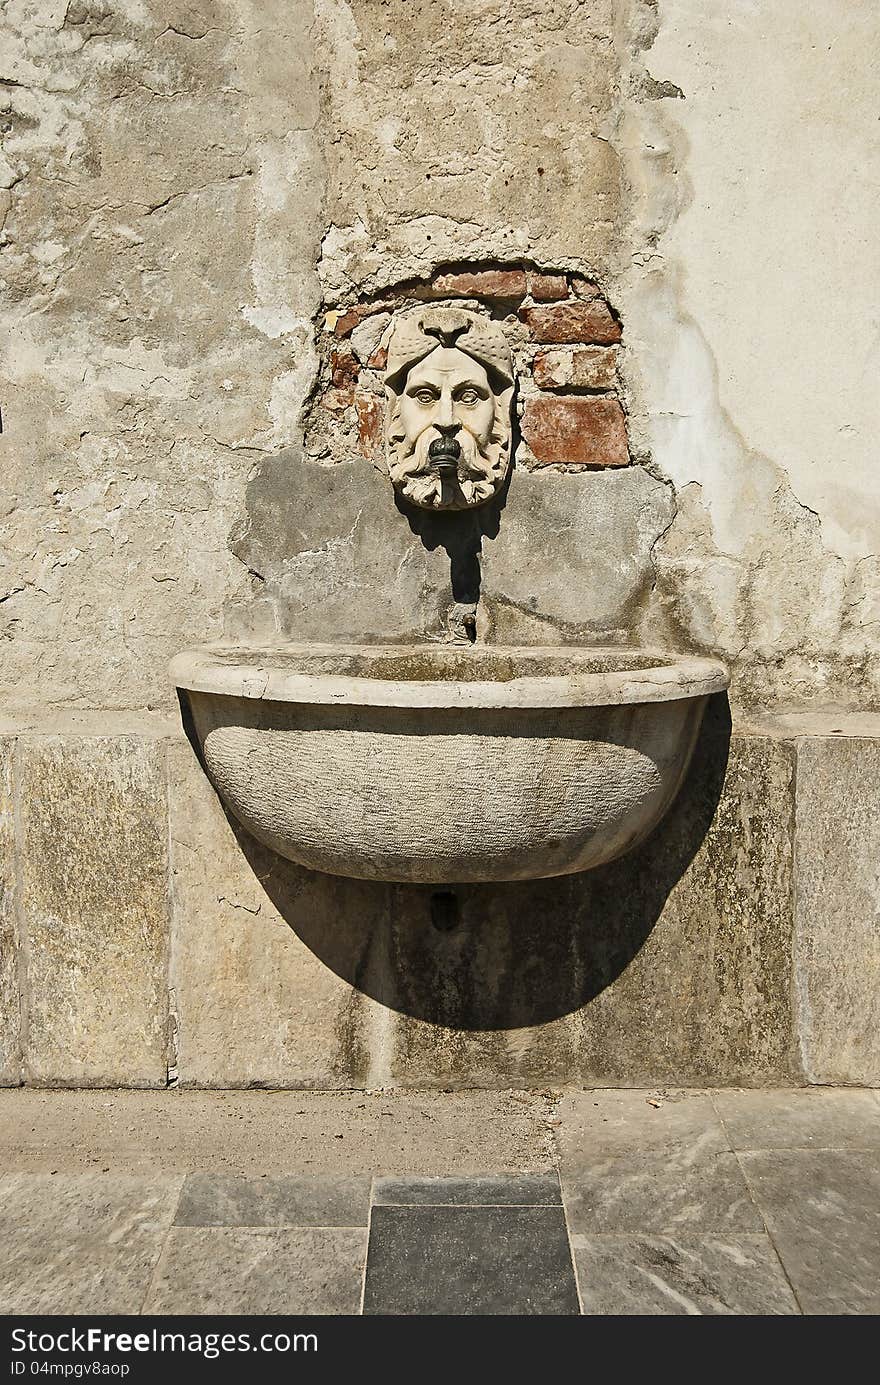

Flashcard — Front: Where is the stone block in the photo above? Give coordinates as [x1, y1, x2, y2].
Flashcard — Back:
[18, 737, 170, 1086]
[532, 345, 618, 391]
[0, 740, 20, 1085]
[521, 300, 622, 344]
[520, 395, 628, 467]
[168, 739, 393, 1088]
[793, 736, 880, 1085]
[481, 466, 674, 637]
[229, 452, 452, 644]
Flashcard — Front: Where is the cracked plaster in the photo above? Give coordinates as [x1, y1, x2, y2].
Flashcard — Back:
[0, 0, 877, 715]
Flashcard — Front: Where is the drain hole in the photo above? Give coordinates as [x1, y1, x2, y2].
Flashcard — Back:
[430, 890, 460, 932]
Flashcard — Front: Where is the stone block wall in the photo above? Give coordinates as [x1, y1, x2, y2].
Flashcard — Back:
[0, 709, 877, 1090]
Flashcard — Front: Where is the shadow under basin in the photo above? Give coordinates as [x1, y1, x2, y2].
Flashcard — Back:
[179, 690, 731, 1031]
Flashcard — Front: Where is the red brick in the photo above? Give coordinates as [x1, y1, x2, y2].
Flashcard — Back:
[570, 275, 602, 300]
[521, 301, 621, 345]
[356, 391, 383, 457]
[321, 387, 354, 414]
[330, 347, 359, 388]
[532, 346, 617, 391]
[520, 395, 629, 467]
[527, 272, 568, 301]
[367, 345, 388, 370]
[425, 268, 527, 301]
[332, 301, 392, 338]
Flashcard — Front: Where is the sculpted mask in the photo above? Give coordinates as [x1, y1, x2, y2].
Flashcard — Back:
[384, 307, 514, 509]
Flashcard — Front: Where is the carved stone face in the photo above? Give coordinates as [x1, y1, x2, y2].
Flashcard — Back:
[384, 308, 514, 510]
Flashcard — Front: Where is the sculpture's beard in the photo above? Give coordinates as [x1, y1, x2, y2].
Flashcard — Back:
[389, 426, 507, 509]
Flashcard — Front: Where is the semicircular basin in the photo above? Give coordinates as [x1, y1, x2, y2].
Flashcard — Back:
[171, 644, 729, 884]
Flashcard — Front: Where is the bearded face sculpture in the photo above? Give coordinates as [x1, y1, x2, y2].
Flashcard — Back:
[384, 307, 514, 510]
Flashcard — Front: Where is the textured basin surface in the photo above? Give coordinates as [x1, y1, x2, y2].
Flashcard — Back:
[171, 644, 729, 883]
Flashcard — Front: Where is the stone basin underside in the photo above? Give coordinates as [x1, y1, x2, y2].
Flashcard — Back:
[173, 645, 728, 883]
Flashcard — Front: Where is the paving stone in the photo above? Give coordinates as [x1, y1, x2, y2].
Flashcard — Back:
[0, 1173, 181, 1314]
[794, 737, 880, 1085]
[559, 1091, 761, 1235]
[145, 1226, 367, 1315]
[363, 1206, 579, 1315]
[573, 1233, 799, 1315]
[738, 1150, 880, 1314]
[713, 1087, 880, 1150]
[0, 741, 20, 1085]
[373, 1173, 561, 1206]
[19, 737, 170, 1085]
[175, 1174, 371, 1226]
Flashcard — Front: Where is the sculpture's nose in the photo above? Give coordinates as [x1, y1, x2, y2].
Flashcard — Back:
[435, 391, 459, 432]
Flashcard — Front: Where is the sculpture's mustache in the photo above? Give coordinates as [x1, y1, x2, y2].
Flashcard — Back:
[401, 427, 485, 479]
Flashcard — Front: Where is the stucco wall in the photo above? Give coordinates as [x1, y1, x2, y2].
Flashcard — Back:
[2, 0, 877, 712]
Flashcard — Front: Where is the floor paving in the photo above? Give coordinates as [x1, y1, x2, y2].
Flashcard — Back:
[0, 1087, 877, 1315]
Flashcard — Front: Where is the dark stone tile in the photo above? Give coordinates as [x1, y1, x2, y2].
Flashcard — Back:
[373, 1173, 561, 1206]
[713, 1088, 880, 1151]
[363, 1205, 579, 1315]
[175, 1174, 371, 1227]
[145, 1227, 367, 1315]
[573, 1233, 799, 1315]
[739, 1151, 880, 1314]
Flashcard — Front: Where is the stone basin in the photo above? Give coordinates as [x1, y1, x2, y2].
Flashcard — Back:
[170, 644, 729, 884]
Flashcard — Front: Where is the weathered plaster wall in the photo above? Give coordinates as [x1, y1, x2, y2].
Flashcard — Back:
[1, 0, 323, 712]
[620, 0, 880, 706]
[3, 0, 877, 709]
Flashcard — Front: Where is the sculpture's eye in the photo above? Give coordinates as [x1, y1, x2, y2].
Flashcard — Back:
[456, 388, 481, 405]
[414, 389, 436, 404]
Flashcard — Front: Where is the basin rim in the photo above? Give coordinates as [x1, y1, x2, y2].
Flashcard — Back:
[171, 643, 729, 710]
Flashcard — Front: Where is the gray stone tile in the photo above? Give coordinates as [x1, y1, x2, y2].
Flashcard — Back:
[739, 1151, 880, 1314]
[373, 1173, 561, 1206]
[363, 1205, 579, 1315]
[175, 1173, 371, 1226]
[559, 1091, 760, 1235]
[573, 1233, 799, 1315]
[562, 1153, 761, 1236]
[794, 737, 880, 1085]
[0, 1173, 181, 1314]
[558, 1090, 727, 1157]
[145, 1226, 367, 1315]
[19, 738, 170, 1085]
[713, 1087, 880, 1150]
